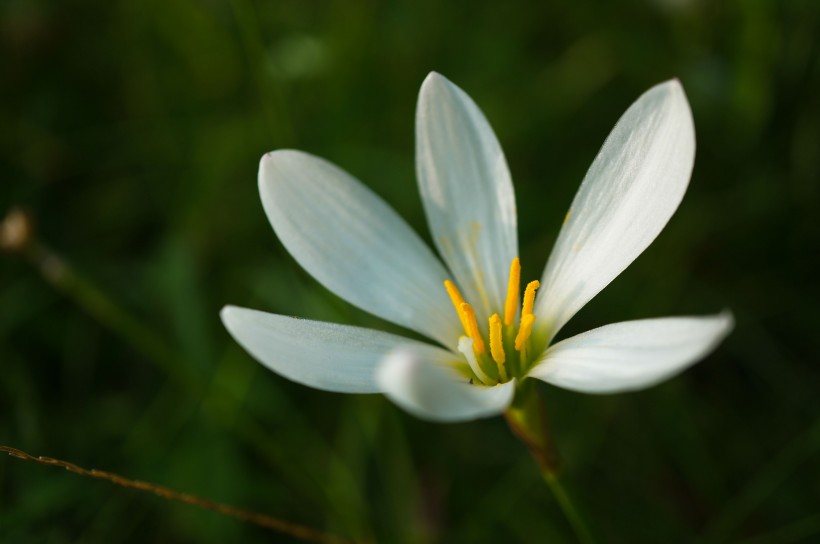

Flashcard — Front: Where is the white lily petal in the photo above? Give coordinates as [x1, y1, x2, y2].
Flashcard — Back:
[528, 312, 733, 394]
[416, 72, 518, 323]
[535, 80, 696, 340]
[221, 305, 453, 394]
[377, 346, 516, 422]
[259, 150, 460, 348]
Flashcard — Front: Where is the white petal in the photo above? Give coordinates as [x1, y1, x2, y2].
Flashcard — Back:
[377, 346, 515, 422]
[221, 305, 453, 394]
[528, 312, 733, 394]
[535, 80, 696, 341]
[259, 150, 461, 348]
[416, 72, 518, 323]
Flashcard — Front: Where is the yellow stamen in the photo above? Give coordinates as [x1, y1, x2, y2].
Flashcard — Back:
[515, 314, 536, 351]
[521, 280, 540, 318]
[489, 313, 505, 365]
[503, 258, 521, 325]
[459, 303, 485, 355]
[444, 280, 470, 333]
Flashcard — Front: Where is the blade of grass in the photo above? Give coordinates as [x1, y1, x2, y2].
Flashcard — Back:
[703, 416, 820, 543]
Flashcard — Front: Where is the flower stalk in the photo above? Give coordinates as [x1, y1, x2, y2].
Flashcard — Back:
[505, 383, 596, 543]
[542, 471, 596, 544]
[504, 381, 557, 474]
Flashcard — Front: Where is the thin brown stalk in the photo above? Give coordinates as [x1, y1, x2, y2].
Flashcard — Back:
[1, 444, 352, 544]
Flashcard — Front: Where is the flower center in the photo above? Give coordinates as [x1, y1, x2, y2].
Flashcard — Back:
[444, 258, 539, 385]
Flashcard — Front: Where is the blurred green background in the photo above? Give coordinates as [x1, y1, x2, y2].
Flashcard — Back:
[2, 0, 819, 542]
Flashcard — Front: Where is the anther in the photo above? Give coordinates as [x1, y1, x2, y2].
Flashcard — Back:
[521, 280, 540, 318]
[444, 280, 470, 333]
[459, 303, 485, 354]
[514, 314, 536, 351]
[503, 258, 521, 325]
[489, 313, 505, 365]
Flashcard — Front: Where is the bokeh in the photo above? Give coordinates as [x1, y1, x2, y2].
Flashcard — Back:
[2, 0, 819, 542]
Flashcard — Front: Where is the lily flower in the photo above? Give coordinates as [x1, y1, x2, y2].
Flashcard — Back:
[221, 72, 733, 423]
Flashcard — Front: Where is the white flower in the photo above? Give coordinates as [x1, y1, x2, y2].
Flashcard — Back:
[221, 72, 733, 423]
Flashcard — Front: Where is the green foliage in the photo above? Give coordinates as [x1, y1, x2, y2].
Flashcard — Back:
[2, 0, 819, 542]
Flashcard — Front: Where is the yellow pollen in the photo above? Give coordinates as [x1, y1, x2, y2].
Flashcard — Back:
[459, 303, 485, 355]
[515, 314, 536, 351]
[563, 210, 572, 225]
[444, 280, 470, 333]
[503, 258, 521, 325]
[522, 280, 540, 317]
[489, 313, 505, 365]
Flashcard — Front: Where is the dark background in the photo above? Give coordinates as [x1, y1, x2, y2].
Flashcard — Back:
[2, 0, 819, 542]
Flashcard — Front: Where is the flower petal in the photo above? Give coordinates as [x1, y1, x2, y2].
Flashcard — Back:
[535, 80, 696, 340]
[416, 72, 518, 323]
[528, 312, 733, 394]
[376, 346, 516, 422]
[259, 150, 461, 348]
[221, 305, 453, 394]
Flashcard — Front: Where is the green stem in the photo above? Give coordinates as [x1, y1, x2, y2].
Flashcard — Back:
[542, 471, 596, 544]
[505, 381, 596, 544]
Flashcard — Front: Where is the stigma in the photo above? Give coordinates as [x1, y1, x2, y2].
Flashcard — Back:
[444, 258, 540, 385]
